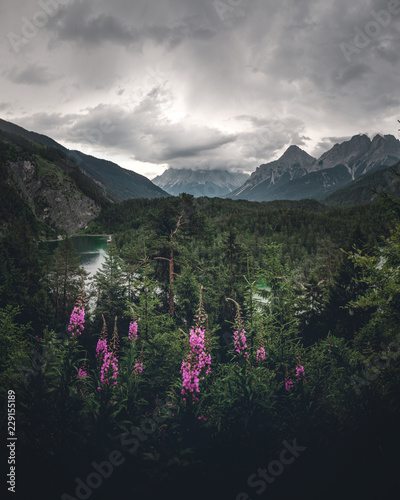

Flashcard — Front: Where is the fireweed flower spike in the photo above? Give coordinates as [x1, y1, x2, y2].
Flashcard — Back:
[100, 350, 119, 387]
[77, 368, 87, 378]
[128, 320, 138, 341]
[256, 346, 266, 363]
[296, 364, 306, 382]
[96, 316, 108, 361]
[181, 326, 211, 400]
[181, 288, 211, 401]
[285, 379, 294, 391]
[132, 362, 143, 376]
[228, 298, 249, 359]
[97, 317, 119, 389]
[68, 294, 86, 337]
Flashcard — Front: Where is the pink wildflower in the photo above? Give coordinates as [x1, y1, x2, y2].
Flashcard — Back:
[181, 326, 211, 400]
[256, 346, 266, 363]
[96, 338, 108, 360]
[68, 304, 85, 336]
[233, 328, 249, 359]
[100, 350, 119, 387]
[128, 321, 138, 341]
[285, 378, 294, 391]
[296, 364, 306, 382]
[132, 362, 143, 376]
[77, 368, 87, 378]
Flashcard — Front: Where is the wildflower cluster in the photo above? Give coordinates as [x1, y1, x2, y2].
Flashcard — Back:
[256, 346, 266, 363]
[128, 320, 138, 341]
[68, 295, 85, 337]
[77, 368, 87, 379]
[230, 299, 249, 359]
[132, 362, 143, 376]
[96, 338, 107, 360]
[296, 364, 306, 382]
[181, 326, 212, 400]
[97, 317, 119, 390]
[234, 328, 249, 358]
[285, 362, 306, 391]
[285, 378, 294, 391]
[100, 351, 119, 386]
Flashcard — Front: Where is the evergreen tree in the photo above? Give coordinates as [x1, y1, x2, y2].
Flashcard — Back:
[93, 243, 127, 323]
[47, 237, 85, 327]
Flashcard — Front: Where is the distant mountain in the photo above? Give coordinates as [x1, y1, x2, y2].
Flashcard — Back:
[322, 162, 400, 206]
[0, 118, 169, 202]
[316, 134, 400, 179]
[229, 134, 400, 202]
[230, 145, 319, 201]
[152, 168, 249, 197]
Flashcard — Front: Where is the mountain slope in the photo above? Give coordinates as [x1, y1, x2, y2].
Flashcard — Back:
[153, 168, 249, 197]
[322, 162, 400, 206]
[0, 118, 169, 202]
[316, 134, 400, 180]
[0, 129, 102, 235]
[230, 145, 318, 201]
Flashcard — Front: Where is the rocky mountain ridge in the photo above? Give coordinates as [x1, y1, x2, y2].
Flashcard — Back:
[229, 133, 400, 202]
[153, 168, 249, 197]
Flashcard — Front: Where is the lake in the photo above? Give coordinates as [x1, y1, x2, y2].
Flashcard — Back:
[41, 235, 109, 278]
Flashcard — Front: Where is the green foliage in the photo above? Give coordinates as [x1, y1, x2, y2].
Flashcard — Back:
[0, 306, 31, 396]
[2, 184, 400, 498]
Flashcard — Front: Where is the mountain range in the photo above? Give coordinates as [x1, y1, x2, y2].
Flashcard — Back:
[152, 168, 249, 197]
[228, 134, 400, 202]
[1, 117, 399, 213]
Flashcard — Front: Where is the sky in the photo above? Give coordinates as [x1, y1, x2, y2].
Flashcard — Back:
[1, 0, 399, 179]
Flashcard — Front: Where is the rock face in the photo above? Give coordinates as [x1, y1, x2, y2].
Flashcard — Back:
[230, 134, 400, 202]
[153, 168, 249, 197]
[316, 134, 400, 180]
[233, 146, 317, 199]
[8, 159, 101, 235]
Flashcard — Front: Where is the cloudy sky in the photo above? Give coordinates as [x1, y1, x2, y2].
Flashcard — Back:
[1, 0, 399, 178]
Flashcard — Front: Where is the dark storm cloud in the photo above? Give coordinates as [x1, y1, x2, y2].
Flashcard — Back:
[161, 134, 237, 160]
[48, 0, 215, 49]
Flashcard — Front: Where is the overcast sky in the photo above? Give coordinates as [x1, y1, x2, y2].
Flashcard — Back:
[1, 0, 399, 178]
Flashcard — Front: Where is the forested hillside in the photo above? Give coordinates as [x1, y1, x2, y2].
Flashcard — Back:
[1, 191, 400, 499]
[0, 129, 110, 236]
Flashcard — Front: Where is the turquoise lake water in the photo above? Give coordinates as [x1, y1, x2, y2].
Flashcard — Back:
[41, 235, 109, 277]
